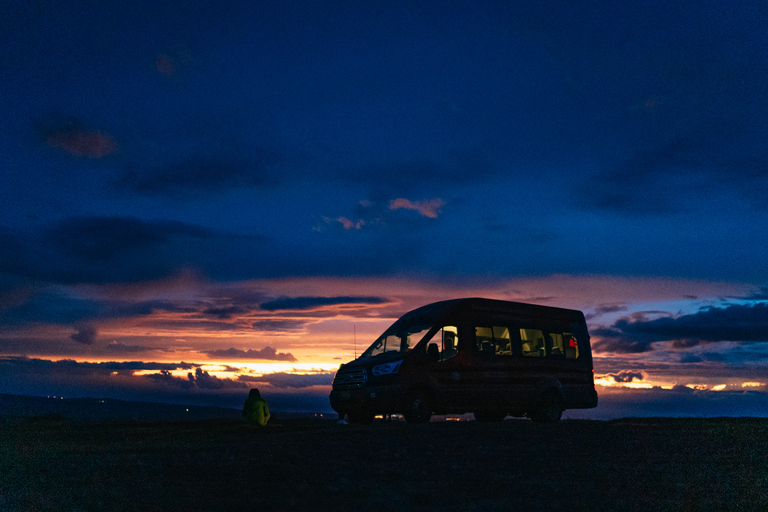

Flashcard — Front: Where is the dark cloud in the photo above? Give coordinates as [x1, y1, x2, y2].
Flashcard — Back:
[605, 371, 644, 383]
[118, 153, 279, 197]
[145, 369, 195, 389]
[144, 368, 247, 390]
[0, 217, 267, 284]
[70, 325, 97, 345]
[0, 357, 195, 374]
[593, 303, 768, 353]
[204, 346, 297, 362]
[252, 319, 308, 332]
[47, 217, 216, 262]
[577, 136, 713, 215]
[201, 306, 250, 320]
[36, 113, 117, 158]
[737, 287, 768, 301]
[0, 285, 194, 328]
[239, 371, 334, 389]
[586, 303, 629, 320]
[187, 367, 247, 390]
[680, 352, 728, 364]
[259, 296, 388, 311]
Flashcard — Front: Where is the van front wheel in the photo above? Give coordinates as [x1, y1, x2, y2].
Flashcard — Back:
[530, 392, 563, 423]
[403, 393, 432, 424]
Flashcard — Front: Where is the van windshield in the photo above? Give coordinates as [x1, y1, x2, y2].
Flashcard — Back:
[360, 324, 433, 358]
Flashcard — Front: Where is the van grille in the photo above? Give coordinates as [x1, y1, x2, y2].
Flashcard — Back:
[333, 367, 367, 390]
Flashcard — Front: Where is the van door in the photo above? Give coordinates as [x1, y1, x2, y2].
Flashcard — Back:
[466, 325, 557, 414]
[422, 325, 474, 411]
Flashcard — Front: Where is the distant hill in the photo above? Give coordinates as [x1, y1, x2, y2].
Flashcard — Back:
[0, 394, 242, 422]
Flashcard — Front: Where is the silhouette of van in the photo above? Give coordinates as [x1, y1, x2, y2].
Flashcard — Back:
[330, 298, 598, 423]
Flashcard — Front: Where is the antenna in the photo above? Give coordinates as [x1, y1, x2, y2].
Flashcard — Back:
[354, 324, 357, 359]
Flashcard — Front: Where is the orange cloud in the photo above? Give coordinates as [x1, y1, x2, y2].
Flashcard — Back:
[389, 198, 444, 218]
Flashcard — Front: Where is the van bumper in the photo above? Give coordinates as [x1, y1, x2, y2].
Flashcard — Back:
[565, 388, 598, 409]
[329, 384, 404, 415]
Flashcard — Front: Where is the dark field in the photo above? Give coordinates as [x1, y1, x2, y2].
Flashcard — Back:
[2, 416, 767, 511]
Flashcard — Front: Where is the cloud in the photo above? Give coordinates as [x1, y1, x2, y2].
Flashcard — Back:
[336, 217, 365, 230]
[201, 306, 250, 320]
[252, 319, 308, 332]
[187, 367, 247, 390]
[737, 287, 768, 301]
[140, 368, 244, 390]
[604, 371, 644, 383]
[0, 357, 195, 374]
[144, 369, 195, 389]
[145, 368, 247, 390]
[36, 114, 117, 158]
[0, 283, 196, 328]
[389, 198, 445, 218]
[593, 303, 768, 353]
[259, 296, 388, 311]
[70, 325, 97, 345]
[586, 303, 629, 320]
[0, 216, 268, 284]
[239, 371, 334, 389]
[118, 154, 278, 197]
[203, 346, 297, 362]
[48, 217, 216, 262]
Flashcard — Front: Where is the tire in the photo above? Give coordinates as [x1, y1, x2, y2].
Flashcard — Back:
[530, 391, 563, 423]
[473, 410, 507, 422]
[346, 410, 375, 424]
[403, 392, 432, 424]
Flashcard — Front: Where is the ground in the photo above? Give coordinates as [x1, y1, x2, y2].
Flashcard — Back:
[2, 416, 767, 511]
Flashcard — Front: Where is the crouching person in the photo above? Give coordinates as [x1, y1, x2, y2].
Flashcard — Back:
[242, 388, 271, 426]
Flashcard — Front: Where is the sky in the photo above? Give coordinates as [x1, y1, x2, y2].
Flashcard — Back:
[1, 0, 767, 417]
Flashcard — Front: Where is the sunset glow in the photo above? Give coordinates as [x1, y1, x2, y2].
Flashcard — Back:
[2, 1, 767, 417]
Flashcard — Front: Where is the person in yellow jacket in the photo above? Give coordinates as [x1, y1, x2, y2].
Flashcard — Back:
[242, 388, 271, 426]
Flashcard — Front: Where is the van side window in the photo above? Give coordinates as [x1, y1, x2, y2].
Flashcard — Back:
[475, 326, 514, 356]
[493, 326, 512, 355]
[426, 326, 459, 361]
[549, 333, 565, 357]
[520, 328, 545, 357]
[565, 333, 579, 359]
[475, 327, 494, 354]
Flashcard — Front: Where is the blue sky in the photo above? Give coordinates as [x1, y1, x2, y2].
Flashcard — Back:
[1, 0, 767, 416]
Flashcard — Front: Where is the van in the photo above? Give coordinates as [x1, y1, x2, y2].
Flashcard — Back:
[329, 298, 598, 423]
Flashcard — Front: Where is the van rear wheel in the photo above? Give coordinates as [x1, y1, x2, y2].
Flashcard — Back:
[530, 392, 563, 423]
[403, 393, 432, 424]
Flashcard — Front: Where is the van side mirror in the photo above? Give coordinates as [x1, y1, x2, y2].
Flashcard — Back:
[427, 343, 440, 362]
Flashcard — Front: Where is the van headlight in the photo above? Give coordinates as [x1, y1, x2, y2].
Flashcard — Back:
[372, 360, 402, 376]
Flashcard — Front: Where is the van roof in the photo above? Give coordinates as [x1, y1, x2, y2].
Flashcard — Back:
[404, 297, 585, 323]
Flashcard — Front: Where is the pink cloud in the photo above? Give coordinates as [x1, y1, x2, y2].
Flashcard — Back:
[337, 217, 364, 230]
[389, 198, 444, 218]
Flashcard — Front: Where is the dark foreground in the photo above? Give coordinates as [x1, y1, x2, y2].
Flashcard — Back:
[2, 417, 767, 511]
